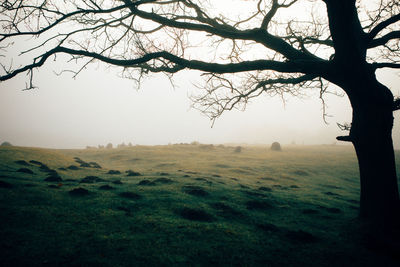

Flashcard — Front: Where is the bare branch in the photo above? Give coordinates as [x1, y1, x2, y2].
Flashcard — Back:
[368, 13, 400, 39]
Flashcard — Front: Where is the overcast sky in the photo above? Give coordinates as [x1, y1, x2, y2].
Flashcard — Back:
[0, 0, 399, 149]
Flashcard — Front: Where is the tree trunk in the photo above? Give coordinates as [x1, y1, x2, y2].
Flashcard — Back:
[346, 78, 400, 229]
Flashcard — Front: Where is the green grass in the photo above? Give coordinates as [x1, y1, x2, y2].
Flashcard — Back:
[0, 144, 399, 266]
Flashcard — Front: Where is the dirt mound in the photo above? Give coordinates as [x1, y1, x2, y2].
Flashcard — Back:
[0, 180, 13, 188]
[182, 185, 209, 197]
[256, 223, 280, 233]
[209, 202, 242, 218]
[258, 186, 272, 192]
[44, 174, 63, 182]
[138, 180, 156, 186]
[80, 176, 105, 183]
[17, 168, 34, 174]
[285, 230, 318, 243]
[67, 165, 80, 170]
[107, 170, 121, 175]
[29, 160, 43, 166]
[119, 191, 141, 200]
[246, 200, 273, 210]
[126, 170, 141, 176]
[178, 207, 214, 222]
[89, 162, 101, 168]
[69, 187, 89, 196]
[154, 177, 173, 184]
[99, 185, 115, 190]
[15, 160, 30, 166]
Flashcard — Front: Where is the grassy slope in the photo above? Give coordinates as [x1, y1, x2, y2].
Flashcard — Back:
[0, 144, 399, 266]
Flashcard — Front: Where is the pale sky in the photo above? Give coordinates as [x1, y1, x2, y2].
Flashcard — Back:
[0, 0, 399, 149]
[1, 62, 399, 149]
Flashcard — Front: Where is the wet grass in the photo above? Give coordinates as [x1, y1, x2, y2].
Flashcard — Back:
[0, 144, 399, 266]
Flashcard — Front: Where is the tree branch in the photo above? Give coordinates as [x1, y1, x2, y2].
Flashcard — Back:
[372, 62, 400, 69]
[368, 30, 400, 48]
[368, 13, 400, 40]
[0, 46, 327, 82]
[0, 5, 128, 42]
[121, 0, 313, 62]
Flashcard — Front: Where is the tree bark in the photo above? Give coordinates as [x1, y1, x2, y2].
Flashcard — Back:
[346, 77, 400, 228]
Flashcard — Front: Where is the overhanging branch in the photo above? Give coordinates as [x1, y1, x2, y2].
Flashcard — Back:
[368, 13, 400, 40]
[0, 46, 326, 82]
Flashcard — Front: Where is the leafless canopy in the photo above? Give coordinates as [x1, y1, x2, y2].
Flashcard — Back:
[0, 0, 399, 121]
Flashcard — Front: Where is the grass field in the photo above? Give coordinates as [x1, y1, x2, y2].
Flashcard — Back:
[1, 144, 400, 266]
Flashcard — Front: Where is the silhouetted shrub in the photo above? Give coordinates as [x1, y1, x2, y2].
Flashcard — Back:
[117, 143, 127, 148]
[234, 146, 242, 153]
[0, 141, 12, 146]
[106, 143, 113, 149]
[270, 142, 282, 151]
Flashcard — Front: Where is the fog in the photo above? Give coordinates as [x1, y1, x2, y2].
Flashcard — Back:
[0, 0, 399, 149]
[0, 59, 399, 149]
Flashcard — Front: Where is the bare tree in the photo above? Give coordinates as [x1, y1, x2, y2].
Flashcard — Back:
[1, 0, 399, 230]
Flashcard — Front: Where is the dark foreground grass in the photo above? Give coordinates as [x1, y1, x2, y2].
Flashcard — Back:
[0, 144, 400, 266]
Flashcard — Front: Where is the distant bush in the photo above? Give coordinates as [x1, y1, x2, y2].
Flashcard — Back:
[234, 146, 242, 153]
[0, 141, 12, 146]
[128, 142, 133, 147]
[106, 143, 113, 149]
[117, 143, 127, 148]
[98, 145, 104, 149]
[199, 144, 214, 150]
[190, 141, 200, 145]
[271, 142, 282, 151]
